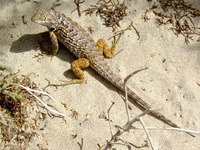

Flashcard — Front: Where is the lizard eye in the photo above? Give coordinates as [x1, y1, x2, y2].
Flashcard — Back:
[49, 27, 54, 31]
[41, 15, 47, 21]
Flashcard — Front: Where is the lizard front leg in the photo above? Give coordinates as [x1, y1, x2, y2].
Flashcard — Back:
[49, 31, 59, 56]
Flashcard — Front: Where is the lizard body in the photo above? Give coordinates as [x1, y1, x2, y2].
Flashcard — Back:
[31, 8, 179, 128]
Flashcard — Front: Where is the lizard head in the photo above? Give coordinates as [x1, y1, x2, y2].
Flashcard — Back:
[31, 8, 59, 29]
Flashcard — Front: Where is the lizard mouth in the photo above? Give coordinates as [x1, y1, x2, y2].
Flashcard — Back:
[31, 15, 37, 23]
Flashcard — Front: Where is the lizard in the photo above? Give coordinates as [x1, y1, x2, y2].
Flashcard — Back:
[31, 8, 180, 129]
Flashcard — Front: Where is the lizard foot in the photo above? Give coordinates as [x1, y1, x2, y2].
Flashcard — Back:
[49, 78, 84, 87]
[59, 78, 84, 85]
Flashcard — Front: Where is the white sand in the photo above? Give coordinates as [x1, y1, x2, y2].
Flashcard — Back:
[1, 0, 200, 149]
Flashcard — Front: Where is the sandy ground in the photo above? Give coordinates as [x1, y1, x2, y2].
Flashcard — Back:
[1, 0, 200, 149]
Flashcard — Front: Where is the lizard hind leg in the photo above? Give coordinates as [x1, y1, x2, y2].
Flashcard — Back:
[96, 35, 121, 58]
[59, 58, 90, 85]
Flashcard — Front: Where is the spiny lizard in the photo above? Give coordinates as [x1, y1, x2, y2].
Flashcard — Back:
[31, 8, 180, 129]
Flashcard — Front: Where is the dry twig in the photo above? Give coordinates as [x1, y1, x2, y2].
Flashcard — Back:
[82, 0, 128, 30]
[0, 73, 65, 149]
[74, 0, 85, 16]
[145, 0, 200, 43]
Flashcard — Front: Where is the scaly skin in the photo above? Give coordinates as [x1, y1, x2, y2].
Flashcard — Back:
[31, 8, 180, 128]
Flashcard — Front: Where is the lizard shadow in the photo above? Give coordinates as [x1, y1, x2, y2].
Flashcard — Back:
[10, 33, 38, 54]
[10, 31, 76, 80]
[10, 31, 75, 62]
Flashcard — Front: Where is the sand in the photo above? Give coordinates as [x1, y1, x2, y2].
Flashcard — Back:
[1, 0, 200, 149]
